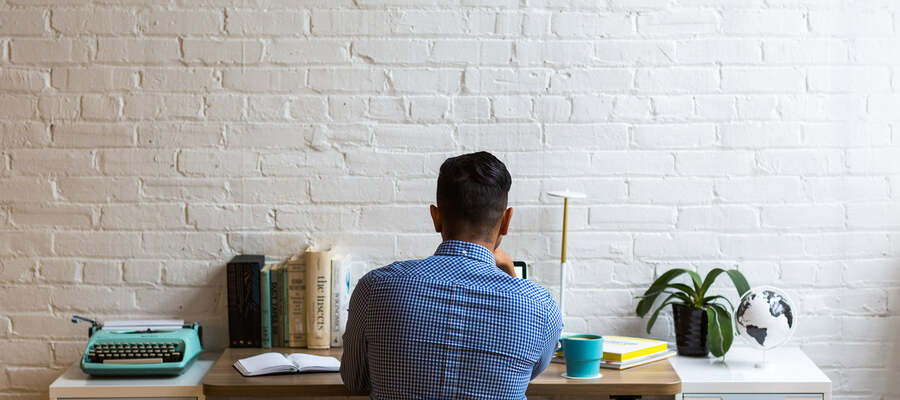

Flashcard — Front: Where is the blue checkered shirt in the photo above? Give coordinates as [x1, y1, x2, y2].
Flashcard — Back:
[340, 240, 563, 399]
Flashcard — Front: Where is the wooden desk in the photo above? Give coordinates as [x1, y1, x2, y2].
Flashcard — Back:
[203, 348, 681, 398]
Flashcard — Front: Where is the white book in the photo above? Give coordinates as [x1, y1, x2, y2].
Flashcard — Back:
[599, 349, 677, 370]
[233, 352, 340, 377]
[330, 255, 352, 347]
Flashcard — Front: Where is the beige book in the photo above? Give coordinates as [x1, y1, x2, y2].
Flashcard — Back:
[304, 248, 332, 349]
[285, 255, 306, 348]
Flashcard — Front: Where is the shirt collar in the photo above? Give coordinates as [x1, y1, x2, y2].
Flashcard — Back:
[434, 240, 495, 264]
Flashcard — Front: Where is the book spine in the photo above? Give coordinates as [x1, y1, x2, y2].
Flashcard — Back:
[330, 257, 351, 347]
[286, 257, 306, 347]
[227, 260, 262, 347]
[226, 262, 239, 347]
[261, 265, 272, 349]
[282, 265, 290, 347]
[270, 265, 282, 347]
[249, 263, 261, 347]
[305, 249, 332, 349]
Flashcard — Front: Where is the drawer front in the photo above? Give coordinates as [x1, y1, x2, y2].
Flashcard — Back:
[57, 397, 196, 400]
[684, 394, 823, 400]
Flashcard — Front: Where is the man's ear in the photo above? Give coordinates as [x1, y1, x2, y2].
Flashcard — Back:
[498, 207, 513, 236]
[430, 204, 442, 233]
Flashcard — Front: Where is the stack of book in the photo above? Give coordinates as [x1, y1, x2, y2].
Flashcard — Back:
[553, 336, 676, 370]
[226, 249, 358, 349]
[598, 336, 676, 370]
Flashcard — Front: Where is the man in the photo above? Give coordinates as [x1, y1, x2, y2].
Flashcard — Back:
[341, 151, 563, 399]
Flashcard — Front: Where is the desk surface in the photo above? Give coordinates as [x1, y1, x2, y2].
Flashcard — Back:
[670, 347, 831, 395]
[202, 348, 681, 397]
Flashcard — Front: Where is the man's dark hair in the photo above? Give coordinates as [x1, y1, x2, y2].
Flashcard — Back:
[436, 151, 512, 239]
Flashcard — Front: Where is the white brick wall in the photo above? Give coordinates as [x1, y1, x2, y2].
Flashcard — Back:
[0, 1, 898, 398]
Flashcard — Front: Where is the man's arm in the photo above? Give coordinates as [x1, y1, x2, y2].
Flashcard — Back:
[340, 274, 373, 394]
[531, 299, 563, 380]
[493, 248, 516, 277]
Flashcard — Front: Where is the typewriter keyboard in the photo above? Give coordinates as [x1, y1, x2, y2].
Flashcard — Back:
[87, 341, 183, 364]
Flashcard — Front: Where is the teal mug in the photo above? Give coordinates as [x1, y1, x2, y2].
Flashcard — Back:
[559, 334, 604, 379]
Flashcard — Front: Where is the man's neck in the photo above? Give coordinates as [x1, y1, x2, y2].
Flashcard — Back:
[443, 237, 496, 252]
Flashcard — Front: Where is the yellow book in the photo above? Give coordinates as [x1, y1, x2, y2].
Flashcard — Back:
[601, 336, 668, 362]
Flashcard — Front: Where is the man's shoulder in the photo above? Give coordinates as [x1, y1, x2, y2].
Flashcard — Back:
[360, 258, 557, 306]
[363, 254, 482, 282]
[357, 259, 425, 284]
[512, 278, 556, 307]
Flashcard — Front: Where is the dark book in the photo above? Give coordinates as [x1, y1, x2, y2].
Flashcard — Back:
[261, 263, 273, 348]
[270, 262, 284, 347]
[227, 254, 265, 348]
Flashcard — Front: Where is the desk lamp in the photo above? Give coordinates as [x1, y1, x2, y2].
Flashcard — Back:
[547, 190, 585, 317]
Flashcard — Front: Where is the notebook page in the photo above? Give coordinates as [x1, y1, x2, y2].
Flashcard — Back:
[286, 353, 340, 373]
[234, 352, 296, 376]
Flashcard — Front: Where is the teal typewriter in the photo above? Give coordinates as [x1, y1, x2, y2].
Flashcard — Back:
[72, 316, 203, 376]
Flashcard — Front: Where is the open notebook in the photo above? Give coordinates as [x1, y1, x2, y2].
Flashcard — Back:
[233, 352, 341, 377]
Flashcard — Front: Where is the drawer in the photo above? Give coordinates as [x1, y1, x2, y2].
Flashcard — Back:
[684, 394, 823, 400]
[55, 398, 195, 400]
[56, 398, 195, 400]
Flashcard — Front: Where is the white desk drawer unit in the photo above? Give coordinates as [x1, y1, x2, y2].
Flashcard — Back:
[684, 395, 822, 400]
[671, 347, 831, 400]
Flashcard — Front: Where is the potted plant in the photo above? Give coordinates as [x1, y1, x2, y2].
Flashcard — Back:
[635, 268, 750, 358]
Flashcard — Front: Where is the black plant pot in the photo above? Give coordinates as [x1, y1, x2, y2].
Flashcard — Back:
[672, 304, 708, 357]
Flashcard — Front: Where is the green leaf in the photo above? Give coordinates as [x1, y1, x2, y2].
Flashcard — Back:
[667, 291, 693, 304]
[637, 288, 693, 306]
[698, 268, 726, 298]
[636, 269, 693, 317]
[635, 290, 665, 299]
[645, 294, 680, 334]
[726, 269, 751, 297]
[642, 290, 691, 303]
[706, 307, 724, 357]
[702, 295, 735, 313]
[636, 296, 657, 318]
[711, 303, 734, 357]
[646, 269, 694, 294]
[666, 283, 697, 298]
[686, 270, 703, 293]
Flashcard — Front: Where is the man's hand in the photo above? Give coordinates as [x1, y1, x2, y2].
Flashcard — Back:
[493, 248, 516, 277]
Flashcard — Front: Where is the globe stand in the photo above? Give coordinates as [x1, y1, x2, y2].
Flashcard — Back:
[754, 349, 767, 369]
[736, 286, 797, 370]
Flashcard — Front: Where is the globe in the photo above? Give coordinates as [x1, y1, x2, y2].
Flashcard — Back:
[735, 286, 797, 350]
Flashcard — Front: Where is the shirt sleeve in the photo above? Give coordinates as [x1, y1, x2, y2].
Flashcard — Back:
[340, 273, 373, 394]
[531, 297, 563, 380]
